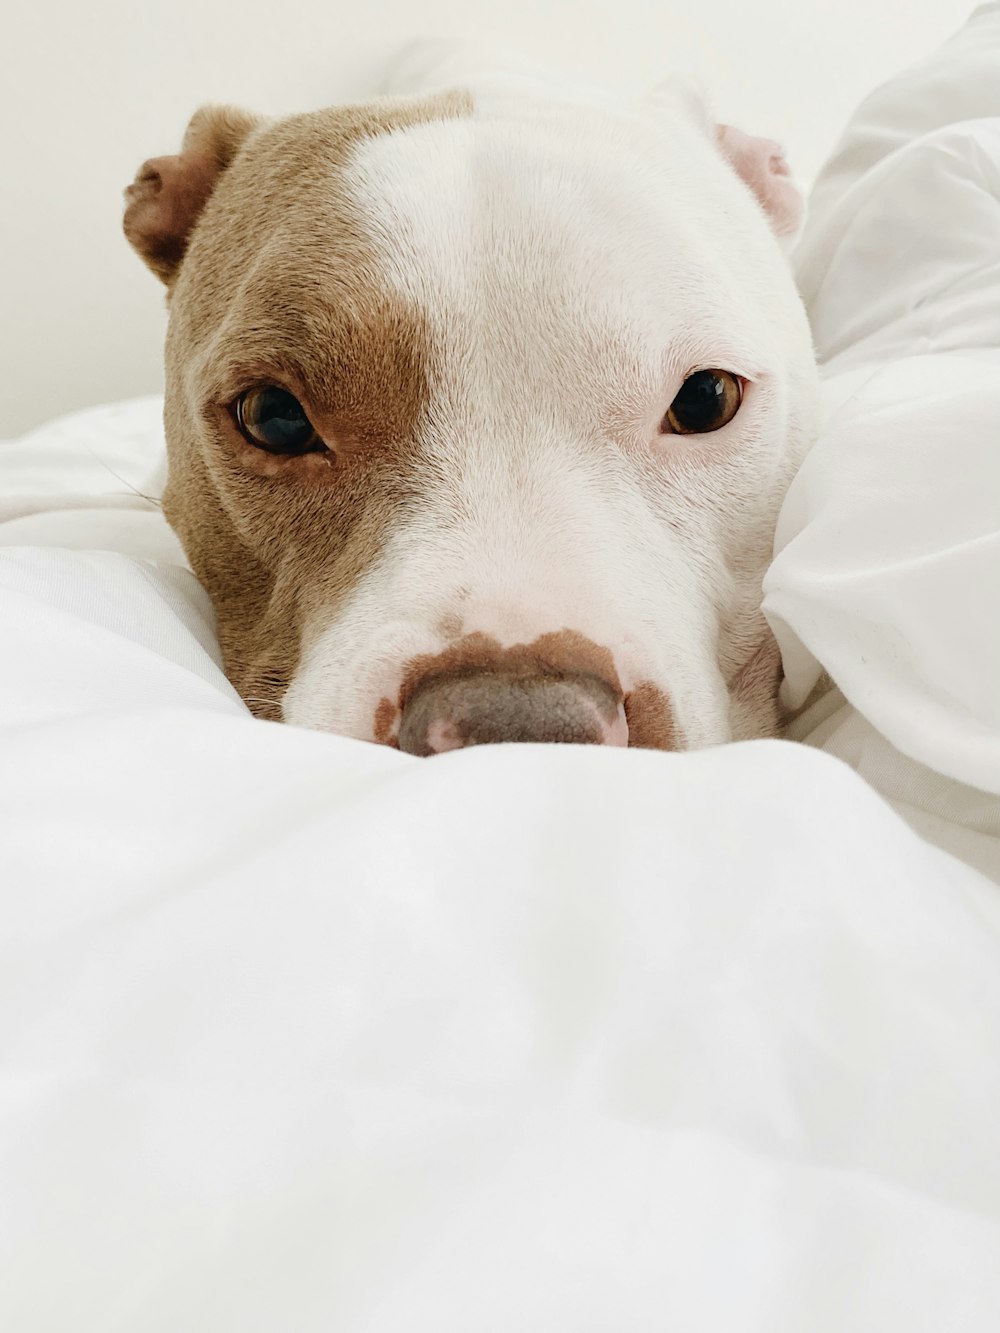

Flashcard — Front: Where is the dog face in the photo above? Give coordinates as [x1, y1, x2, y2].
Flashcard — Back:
[125, 79, 818, 752]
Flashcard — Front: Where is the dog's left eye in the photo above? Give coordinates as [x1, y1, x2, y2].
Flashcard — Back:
[234, 386, 324, 454]
[661, 370, 743, 435]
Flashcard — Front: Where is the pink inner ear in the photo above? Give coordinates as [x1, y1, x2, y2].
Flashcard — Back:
[716, 124, 803, 239]
[123, 150, 219, 282]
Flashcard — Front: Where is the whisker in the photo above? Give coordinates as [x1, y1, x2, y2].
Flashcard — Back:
[81, 443, 163, 508]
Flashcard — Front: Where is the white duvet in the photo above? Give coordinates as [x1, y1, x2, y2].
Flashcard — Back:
[2, 8, 1000, 1330]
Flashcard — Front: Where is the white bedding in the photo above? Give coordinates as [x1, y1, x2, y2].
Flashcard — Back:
[3, 7, 1000, 1330]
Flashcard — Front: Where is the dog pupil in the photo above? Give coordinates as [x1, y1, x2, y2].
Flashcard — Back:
[676, 371, 724, 428]
[253, 387, 313, 451]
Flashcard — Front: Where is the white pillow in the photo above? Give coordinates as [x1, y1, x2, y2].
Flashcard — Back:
[765, 1, 1000, 799]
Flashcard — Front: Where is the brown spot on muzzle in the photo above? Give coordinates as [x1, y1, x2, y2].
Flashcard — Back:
[380, 629, 681, 753]
[399, 630, 619, 706]
[389, 629, 624, 754]
[624, 681, 680, 750]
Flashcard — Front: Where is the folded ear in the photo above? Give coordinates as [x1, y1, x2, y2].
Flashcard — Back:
[715, 123, 803, 244]
[123, 105, 262, 286]
[641, 80, 804, 247]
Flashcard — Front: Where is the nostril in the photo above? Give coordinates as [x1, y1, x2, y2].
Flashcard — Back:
[398, 671, 627, 756]
[424, 716, 466, 755]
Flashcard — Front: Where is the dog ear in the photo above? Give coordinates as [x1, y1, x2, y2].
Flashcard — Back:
[715, 123, 803, 243]
[642, 80, 804, 246]
[123, 105, 262, 287]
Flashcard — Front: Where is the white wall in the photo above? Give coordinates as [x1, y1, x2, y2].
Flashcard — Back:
[0, 0, 973, 435]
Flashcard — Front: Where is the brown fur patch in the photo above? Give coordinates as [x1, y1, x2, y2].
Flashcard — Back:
[390, 629, 626, 752]
[435, 610, 464, 639]
[383, 628, 681, 750]
[623, 681, 680, 750]
[373, 696, 398, 748]
[144, 90, 473, 716]
[396, 630, 623, 717]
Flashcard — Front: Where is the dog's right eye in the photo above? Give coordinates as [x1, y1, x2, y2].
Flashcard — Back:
[234, 387, 324, 454]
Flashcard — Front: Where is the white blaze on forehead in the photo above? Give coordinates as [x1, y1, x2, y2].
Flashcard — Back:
[342, 95, 774, 406]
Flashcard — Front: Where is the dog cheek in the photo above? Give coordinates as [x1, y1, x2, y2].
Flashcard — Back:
[727, 630, 785, 740]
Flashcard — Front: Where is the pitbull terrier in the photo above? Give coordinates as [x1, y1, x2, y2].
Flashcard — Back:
[123, 48, 818, 754]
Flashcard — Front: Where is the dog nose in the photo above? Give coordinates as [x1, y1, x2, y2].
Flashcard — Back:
[397, 670, 628, 755]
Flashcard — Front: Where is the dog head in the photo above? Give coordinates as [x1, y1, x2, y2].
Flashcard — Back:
[124, 76, 818, 752]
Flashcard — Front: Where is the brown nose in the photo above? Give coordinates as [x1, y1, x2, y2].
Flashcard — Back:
[397, 670, 628, 756]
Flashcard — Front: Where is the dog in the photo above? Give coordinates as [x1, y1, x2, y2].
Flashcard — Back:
[123, 46, 818, 754]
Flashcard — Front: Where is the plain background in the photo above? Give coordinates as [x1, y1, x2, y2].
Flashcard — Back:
[0, 0, 975, 436]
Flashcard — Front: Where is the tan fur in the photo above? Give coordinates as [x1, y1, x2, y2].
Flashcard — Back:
[396, 630, 622, 713]
[124, 106, 263, 286]
[623, 681, 681, 750]
[727, 630, 785, 740]
[126, 91, 474, 717]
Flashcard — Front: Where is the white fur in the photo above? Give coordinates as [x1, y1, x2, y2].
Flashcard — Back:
[282, 71, 819, 745]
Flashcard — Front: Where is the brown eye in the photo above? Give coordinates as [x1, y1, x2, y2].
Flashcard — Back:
[662, 370, 743, 435]
[235, 386, 324, 454]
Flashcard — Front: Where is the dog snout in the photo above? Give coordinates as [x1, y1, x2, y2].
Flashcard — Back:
[397, 670, 628, 756]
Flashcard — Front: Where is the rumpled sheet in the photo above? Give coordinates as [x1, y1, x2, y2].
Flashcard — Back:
[2, 6, 1000, 1329]
[764, 0, 1000, 882]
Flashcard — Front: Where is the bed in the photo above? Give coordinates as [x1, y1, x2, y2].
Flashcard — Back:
[2, 7, 999, 1329]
